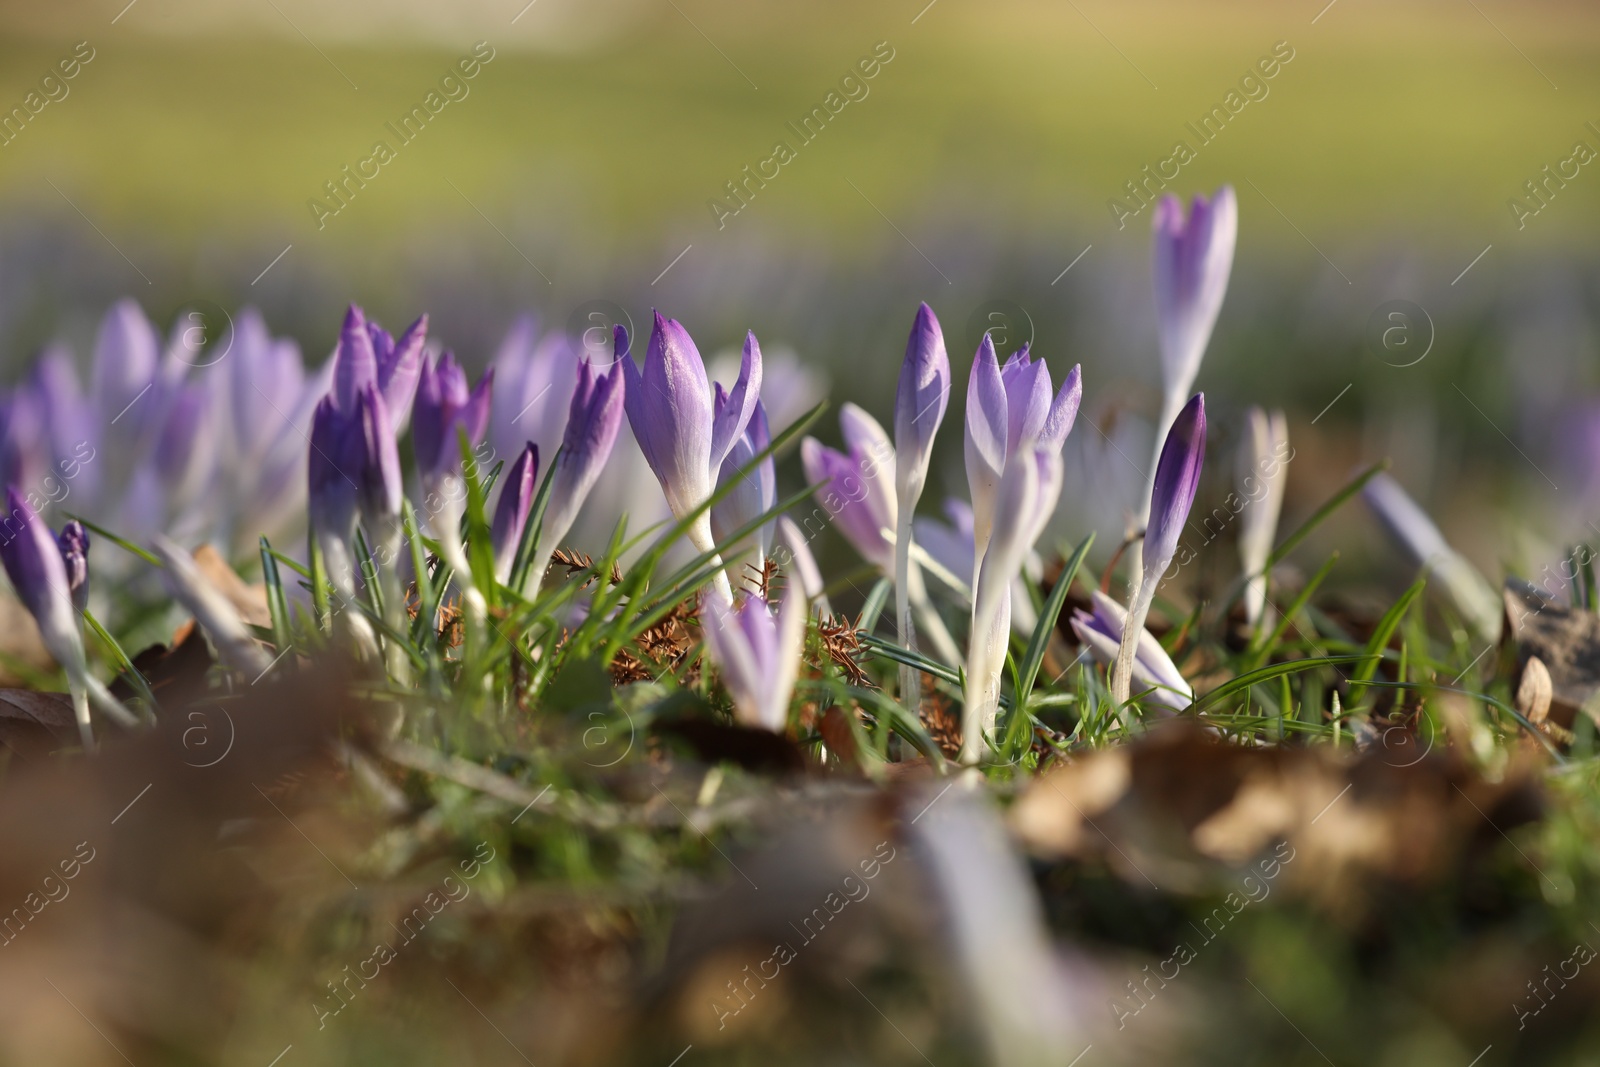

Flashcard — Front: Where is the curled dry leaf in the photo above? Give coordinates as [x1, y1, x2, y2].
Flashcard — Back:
[1516, 655, 1553, 726]
[1503, 580, 1600, 732]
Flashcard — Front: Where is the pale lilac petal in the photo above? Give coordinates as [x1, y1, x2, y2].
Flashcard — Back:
[491, 443, 538, 581]
[1038, 364, 1083, 452]
[999, 347, 1051, 452]
[708, 331, 762, 472]
[893, 301, 951, 481]
[1153, 186, 1237, 403]
[628, 312, 715, 516]
[333, 304, 377, 411]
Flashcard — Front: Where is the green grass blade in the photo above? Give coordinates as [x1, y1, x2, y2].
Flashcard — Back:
[507, 443, 562, 595]
[1347, 575, 1425, 705]
[65, 515, 161, 565]
[259, 536, 294, 655]
[1016, 533, 1093, 707]
[1245, 551, 1339, 669]
[857, 577, 893, 632]
[1190, 654, 1378, 713]
[81, 608, 158, 709]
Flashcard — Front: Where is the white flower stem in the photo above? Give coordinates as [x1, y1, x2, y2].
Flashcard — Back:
[69, 678, 93, 752]
[373, 517, 410, 687]
[685, 512, 732, 601]
[894, 510, 921, 712]
[1111, 567, 1158, 706]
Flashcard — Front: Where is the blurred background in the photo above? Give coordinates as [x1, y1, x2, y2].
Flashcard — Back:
[1, 0, 1599, 589]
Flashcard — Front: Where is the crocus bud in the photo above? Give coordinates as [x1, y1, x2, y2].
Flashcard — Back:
[333, 305, 428, 433]
[526, 349, 628, 591]
[491, 443, 538, 583]
[1, 486, 81, 664]
[1146, 393, 1206, 579]
[894, 302, 950, 507]
[1114, 392, 1205, 705]
[711, 394, 775, 567]
[1152, 187, 1236, 430]
[699, 583, 807, 734]
[57, 520, 89, 614]
[1070, 590, 1191, 711]
[1362, 472, 1499, 640]
[1236, 407, 1288, 628]
[352, 384, 402, 528]
[623, 314, 761, 584]
[412, 352, 493, 494]
[891, 303, 951, 708]
[0, 487, 93, 745]
[308, 395, 360, 543]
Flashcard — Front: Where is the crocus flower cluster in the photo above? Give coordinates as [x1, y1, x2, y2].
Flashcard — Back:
[0, 300, 330, 563]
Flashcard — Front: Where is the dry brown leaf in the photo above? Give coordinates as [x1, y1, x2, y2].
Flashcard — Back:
[1011, 723, 1543, 915]
[0, 690, 79, 758]
[192, 544, 272, 629]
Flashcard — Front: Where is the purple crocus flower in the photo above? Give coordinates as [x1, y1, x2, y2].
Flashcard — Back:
[964, 335, 1082, 568]
[1114, 392, 1205, 704]
[308, 385, 402, 539]
[1152, 187, 1236, 431]
[308, 395, 361, 544]
[491, 443, 538, 583]
[1137, 187, 1235, 574]
[1070, 590, 1192, 711]
[413, 352, 493, 493]
[711, 394, 775, 569]
[332, 304, 427, 433]
[0, 486, 93, 746]
[623, 313, 761, 591]
[700, 583, 807, 733]
[489, 315, 578, 481]
[58, 520, 89, 613]
[800, 403, 897, 573]
[892, 302, 951, 707]
[526, 346, 628, 590]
